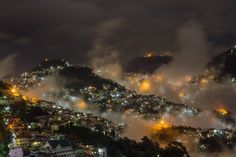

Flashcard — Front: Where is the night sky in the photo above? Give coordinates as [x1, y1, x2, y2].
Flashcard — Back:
[0, 0, 235, 72]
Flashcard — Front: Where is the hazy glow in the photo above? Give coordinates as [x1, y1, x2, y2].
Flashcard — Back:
[145, 52, 154, 58]
[216, 107, 228, 115]
[152, 119, 171, 131]
[139, 79, 151, 93]
[199, 78, 208, 88]
[10, 86, 20, 97]
[178, 91, 185, 99]
[22, 95, 28, 101]
[76, 99, 88, 110]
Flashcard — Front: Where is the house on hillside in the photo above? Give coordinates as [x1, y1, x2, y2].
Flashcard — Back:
[9, 147, 24, 157]
[40, 139, 76, 157]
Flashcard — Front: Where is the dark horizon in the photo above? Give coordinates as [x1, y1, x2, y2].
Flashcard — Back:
[1, 1, 236, 156]
[0, 0, 236, 73]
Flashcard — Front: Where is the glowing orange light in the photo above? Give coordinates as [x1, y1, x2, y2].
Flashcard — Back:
[139, 79, 151, 93]
[200, 78, 208, 88]
[10, 86, 20, 97]
[217, 107, 228, 115]
[153, 120, 170, 131]
[8, 124, 14, 131]
[178, 91, 185, 99]
[11, 88, 16, 93]
[22, 96, 28, 101]
[76, 99, 87, 110]
[31, 98, 38, 103]
[145, 52, 154, 58]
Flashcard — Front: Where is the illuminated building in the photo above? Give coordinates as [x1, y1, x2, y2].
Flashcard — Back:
[216, 107, 228, 115]
[139, 79, 151, 93]
[9, 147, 23, 157]
[41, 140, 76, 157]
[97, 147, 107, 157]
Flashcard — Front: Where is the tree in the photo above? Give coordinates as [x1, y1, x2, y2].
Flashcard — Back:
[164, 141, 190, 157]
[0, 118, 10, 157]
[0, 142, 9, 157]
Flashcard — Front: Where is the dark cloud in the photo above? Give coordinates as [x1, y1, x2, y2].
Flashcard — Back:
[0, 0, 235, 74]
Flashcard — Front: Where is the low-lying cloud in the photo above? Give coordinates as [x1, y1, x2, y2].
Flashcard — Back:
[0, 53, 18, 79]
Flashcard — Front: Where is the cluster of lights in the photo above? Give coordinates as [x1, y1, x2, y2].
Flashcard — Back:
[152, 119, 171, 132]
[139, 79, 151, 93]
[216, 107, 228, 115]
[75, 99, 88, 110]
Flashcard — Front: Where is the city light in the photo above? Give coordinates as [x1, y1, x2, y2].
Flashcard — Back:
[145, 52, 153, 58]
[10, 86, 20, 97]
[139, 79, 151, 93]
[199, 78, 208, 88]
[216, 107, 228, 115]
[76, 99, 88, 110]
[152, 120, 170, 131]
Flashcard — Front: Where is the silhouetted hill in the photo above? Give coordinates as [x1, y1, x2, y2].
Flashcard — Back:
[58, 66, 125, 91]
[208, 45, 236, 78]
[124, 55, 172, 74]
[10, 59, 202, 120]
